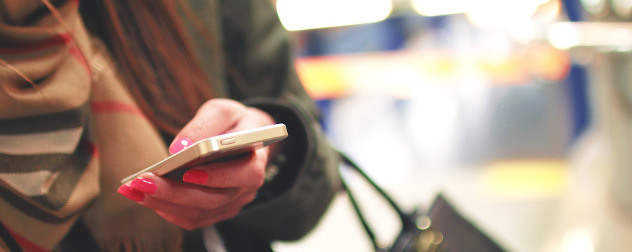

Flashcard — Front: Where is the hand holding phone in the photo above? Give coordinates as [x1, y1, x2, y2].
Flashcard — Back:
[117, 99, 283, 230]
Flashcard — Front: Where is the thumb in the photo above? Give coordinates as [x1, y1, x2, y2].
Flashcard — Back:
[169, 99, 248, 154]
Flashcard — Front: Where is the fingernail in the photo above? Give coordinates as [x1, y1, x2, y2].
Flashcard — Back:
[169, 137, 192, 154]
[130, 177, 157, 194]
[183, 169, 208, 184]
[117, 184, 145, 202]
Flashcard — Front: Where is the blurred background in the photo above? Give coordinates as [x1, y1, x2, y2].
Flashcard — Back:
[268, 0, 632, 251]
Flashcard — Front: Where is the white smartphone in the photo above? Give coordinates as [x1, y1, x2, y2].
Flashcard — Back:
[120, 123, 288, 184]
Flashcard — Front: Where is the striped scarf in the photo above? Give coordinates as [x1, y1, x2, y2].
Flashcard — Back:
[0, 0, 184, 251]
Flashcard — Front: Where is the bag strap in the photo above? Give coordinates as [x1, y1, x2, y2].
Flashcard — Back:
[339, 151, 505, 252]
[339, 151, 420, 251]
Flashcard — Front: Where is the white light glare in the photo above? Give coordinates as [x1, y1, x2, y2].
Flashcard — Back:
[548, 22, 584, 49]
[276, 0, 392, 31]
[612, 0, 632, 18]
[548, 22, 632, 49]
[580, 0, 607, 15]
[411, 0, 550, 17]
[411, 0, 471, 16]
[561, 227, 595, 252]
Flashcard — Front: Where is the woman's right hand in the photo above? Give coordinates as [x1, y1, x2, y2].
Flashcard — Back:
[117, 98, 277, 229]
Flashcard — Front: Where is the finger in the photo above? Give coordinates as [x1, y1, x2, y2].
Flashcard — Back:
[171, 99, 248, 149]
[182, 149, 268, 188]
[129, 173, 242, 209]
[142, 191, 256, 221]
[157, 207, 242, 230]
[230, 107, 276, 131]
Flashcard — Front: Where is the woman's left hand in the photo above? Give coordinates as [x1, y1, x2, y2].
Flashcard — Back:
[117, 99, 276, 230]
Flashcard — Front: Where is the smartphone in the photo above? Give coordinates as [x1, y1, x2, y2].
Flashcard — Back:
[120, 123, 288, 184]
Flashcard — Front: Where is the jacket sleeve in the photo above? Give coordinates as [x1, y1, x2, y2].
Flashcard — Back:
[214, 0, 343, 242]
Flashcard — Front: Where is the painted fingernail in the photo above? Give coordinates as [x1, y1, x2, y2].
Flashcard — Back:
[117, 184, 145, 202]
[183, 169, 208, 184]
[130, 177, 157, 194]
[169, 137, 192, 154]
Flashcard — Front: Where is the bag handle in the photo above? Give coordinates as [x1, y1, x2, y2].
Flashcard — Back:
[339, 151, 421, 251]
[340, 151, 505, 252]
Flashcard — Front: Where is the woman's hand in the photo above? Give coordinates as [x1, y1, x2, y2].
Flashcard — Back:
[117, 98, 276, 230]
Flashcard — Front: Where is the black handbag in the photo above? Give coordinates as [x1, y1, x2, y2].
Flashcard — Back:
[339, 152, 506, 252]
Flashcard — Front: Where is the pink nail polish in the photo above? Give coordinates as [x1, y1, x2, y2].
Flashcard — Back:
[117, 184, 145, 202]
[130, 177, 157, 194]
[169, 137, 192, 154]
[183, 169, 208, 184]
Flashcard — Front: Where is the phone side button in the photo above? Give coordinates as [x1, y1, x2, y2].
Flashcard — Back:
[220, 138, 236, 145]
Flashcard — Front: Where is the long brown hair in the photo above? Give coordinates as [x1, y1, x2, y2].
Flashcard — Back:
[82, 0, 214, 135]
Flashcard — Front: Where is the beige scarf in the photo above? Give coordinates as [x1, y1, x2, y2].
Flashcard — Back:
[0, 1, 183, 251]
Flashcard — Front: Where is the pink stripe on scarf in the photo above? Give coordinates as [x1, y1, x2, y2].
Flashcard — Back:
[0, 33, 91, 76]
[90, 102, 148, 119]
[0, 34, 71, 55]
